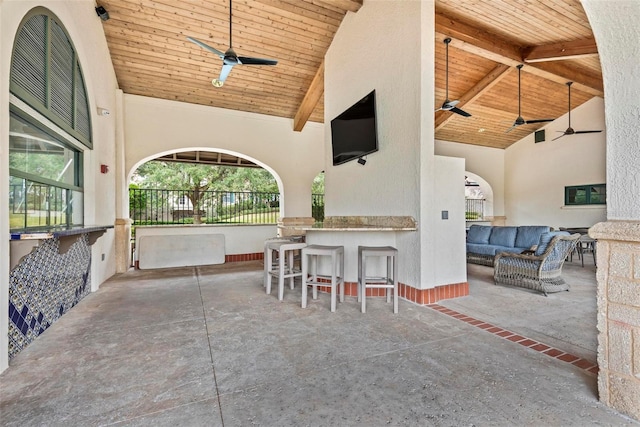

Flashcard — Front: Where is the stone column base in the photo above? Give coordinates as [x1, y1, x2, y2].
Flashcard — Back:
[589, 220, 640, 421]
[115, 218, 133, 273]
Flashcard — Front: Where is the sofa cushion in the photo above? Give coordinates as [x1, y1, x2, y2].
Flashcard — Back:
[488, 226, 518, 247]
[534, 231, 570, 256]
[515, 226, 551, 249]
[466, 243, 499, 256]
[467, 225, 493, 244]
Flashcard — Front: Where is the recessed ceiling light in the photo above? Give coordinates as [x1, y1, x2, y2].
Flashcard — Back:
[478, 128, 485, 133]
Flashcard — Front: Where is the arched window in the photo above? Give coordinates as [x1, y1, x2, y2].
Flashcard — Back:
[9, 9, 89, 230]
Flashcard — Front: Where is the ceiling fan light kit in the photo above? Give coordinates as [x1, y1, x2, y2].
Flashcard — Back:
[187, 0, 277, 88]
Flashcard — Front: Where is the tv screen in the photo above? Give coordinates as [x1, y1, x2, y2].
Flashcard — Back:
[331, 90, 378, 166]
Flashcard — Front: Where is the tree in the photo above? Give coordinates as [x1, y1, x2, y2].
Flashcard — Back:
[135, 161, 234, 223]
[312, 172, 324, 194]
[132, 161, 279, 223]
[219, 167, 278, 193]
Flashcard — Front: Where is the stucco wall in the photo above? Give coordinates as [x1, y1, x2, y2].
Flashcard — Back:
[0, 0, 119, 371]
[324, 0, 463, 289]
[324, 2, 421, 218]
[435, 140, 505, 217]
[582, 1, 640, 420]
[583, 0, 640, 220]
[324, 0, 424, 288]
[505, 97, 606, 228]
[433, 155, 466, 286]
[123, 95, 324, 218]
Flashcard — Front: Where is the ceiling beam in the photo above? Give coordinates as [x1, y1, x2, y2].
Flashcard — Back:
[435, 64, 512, 131]
[435, 12, 603, 97]
[435, 13, 521, 66]
[523, 37, 598, 63]
[522, 60, 603, 95]
[313, 0, 363, 13]
[293, 59, 325, 132]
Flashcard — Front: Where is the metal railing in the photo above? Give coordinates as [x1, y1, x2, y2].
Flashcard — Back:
[312, 193, 325, 224]
[465, 198, 485, 221]
[10, 180, 82, 230]
[129, 188, 325, 226]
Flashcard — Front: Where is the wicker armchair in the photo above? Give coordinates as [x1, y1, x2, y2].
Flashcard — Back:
[493, 233, 580, 296]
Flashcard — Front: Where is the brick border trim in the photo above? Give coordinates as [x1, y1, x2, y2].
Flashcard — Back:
[225, 252, 263, 263]
[310, 281, 469, 304]
[427, 304, 598, 375]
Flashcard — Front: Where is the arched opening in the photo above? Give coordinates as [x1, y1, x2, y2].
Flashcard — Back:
[127, 147, 296, 269]
[465, 172, 494, 223]
[127, 147, 284, 221]
[129, 151, 280, 225]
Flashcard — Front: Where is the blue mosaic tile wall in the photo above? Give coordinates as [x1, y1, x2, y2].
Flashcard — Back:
[8, 235, 92, 359]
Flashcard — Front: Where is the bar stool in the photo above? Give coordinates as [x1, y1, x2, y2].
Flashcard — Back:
[263, 238, 290, 289]
[263, 236, 306, 288]
[265, 241, 307, 300]
[358, 246, 398, 313]
[301, 245, 344, 312]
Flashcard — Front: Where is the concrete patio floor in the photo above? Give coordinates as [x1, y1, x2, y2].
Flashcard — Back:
[1, 256, 637, 426]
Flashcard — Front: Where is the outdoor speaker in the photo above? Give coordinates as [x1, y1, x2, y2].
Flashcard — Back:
[534, 129, 545, 143]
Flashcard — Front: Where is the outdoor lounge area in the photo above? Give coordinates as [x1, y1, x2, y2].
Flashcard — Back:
[2, 256, 637, 426]
[4, 0, 640, 424]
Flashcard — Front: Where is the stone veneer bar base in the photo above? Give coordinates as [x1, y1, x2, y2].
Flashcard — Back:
[589, 220, 640, 421]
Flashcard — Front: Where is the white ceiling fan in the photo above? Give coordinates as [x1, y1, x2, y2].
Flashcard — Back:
[187, 0, 277, 87]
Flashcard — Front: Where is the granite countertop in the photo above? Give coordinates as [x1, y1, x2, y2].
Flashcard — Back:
[279, 216, 418, 232]
[10, 225, 114, 241]
[302, 224, 417, 231]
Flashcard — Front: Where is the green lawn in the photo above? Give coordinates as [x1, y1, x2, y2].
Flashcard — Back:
[10, 213, 63, 229]
[218, 210, 279, 224]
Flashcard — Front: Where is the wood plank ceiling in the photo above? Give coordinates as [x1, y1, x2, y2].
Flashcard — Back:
[97, 0, 602, 151]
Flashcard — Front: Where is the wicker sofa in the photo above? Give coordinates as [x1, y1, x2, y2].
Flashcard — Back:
[466, 224, 551, 266]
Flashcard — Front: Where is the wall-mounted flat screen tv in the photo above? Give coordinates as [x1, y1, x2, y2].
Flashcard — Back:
[331, 90, 378, 166]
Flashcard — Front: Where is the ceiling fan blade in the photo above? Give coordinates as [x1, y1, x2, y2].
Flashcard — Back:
[552, 133, 567, 141]
[219, 64, 234, 82]
[505, 125, 517, 133]
[238, 56, 278, 66]
[524, 118, 554, 124]
[187, 36, 225, 59]
[212, 64, 234, 87]
[444, 99, 459, 108]
[575, 130, 603, 134]
[436, 99, 460, 112]
[450, 107, 472, 117]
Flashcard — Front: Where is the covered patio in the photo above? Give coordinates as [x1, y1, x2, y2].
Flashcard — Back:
[2, 256, 635, 426]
